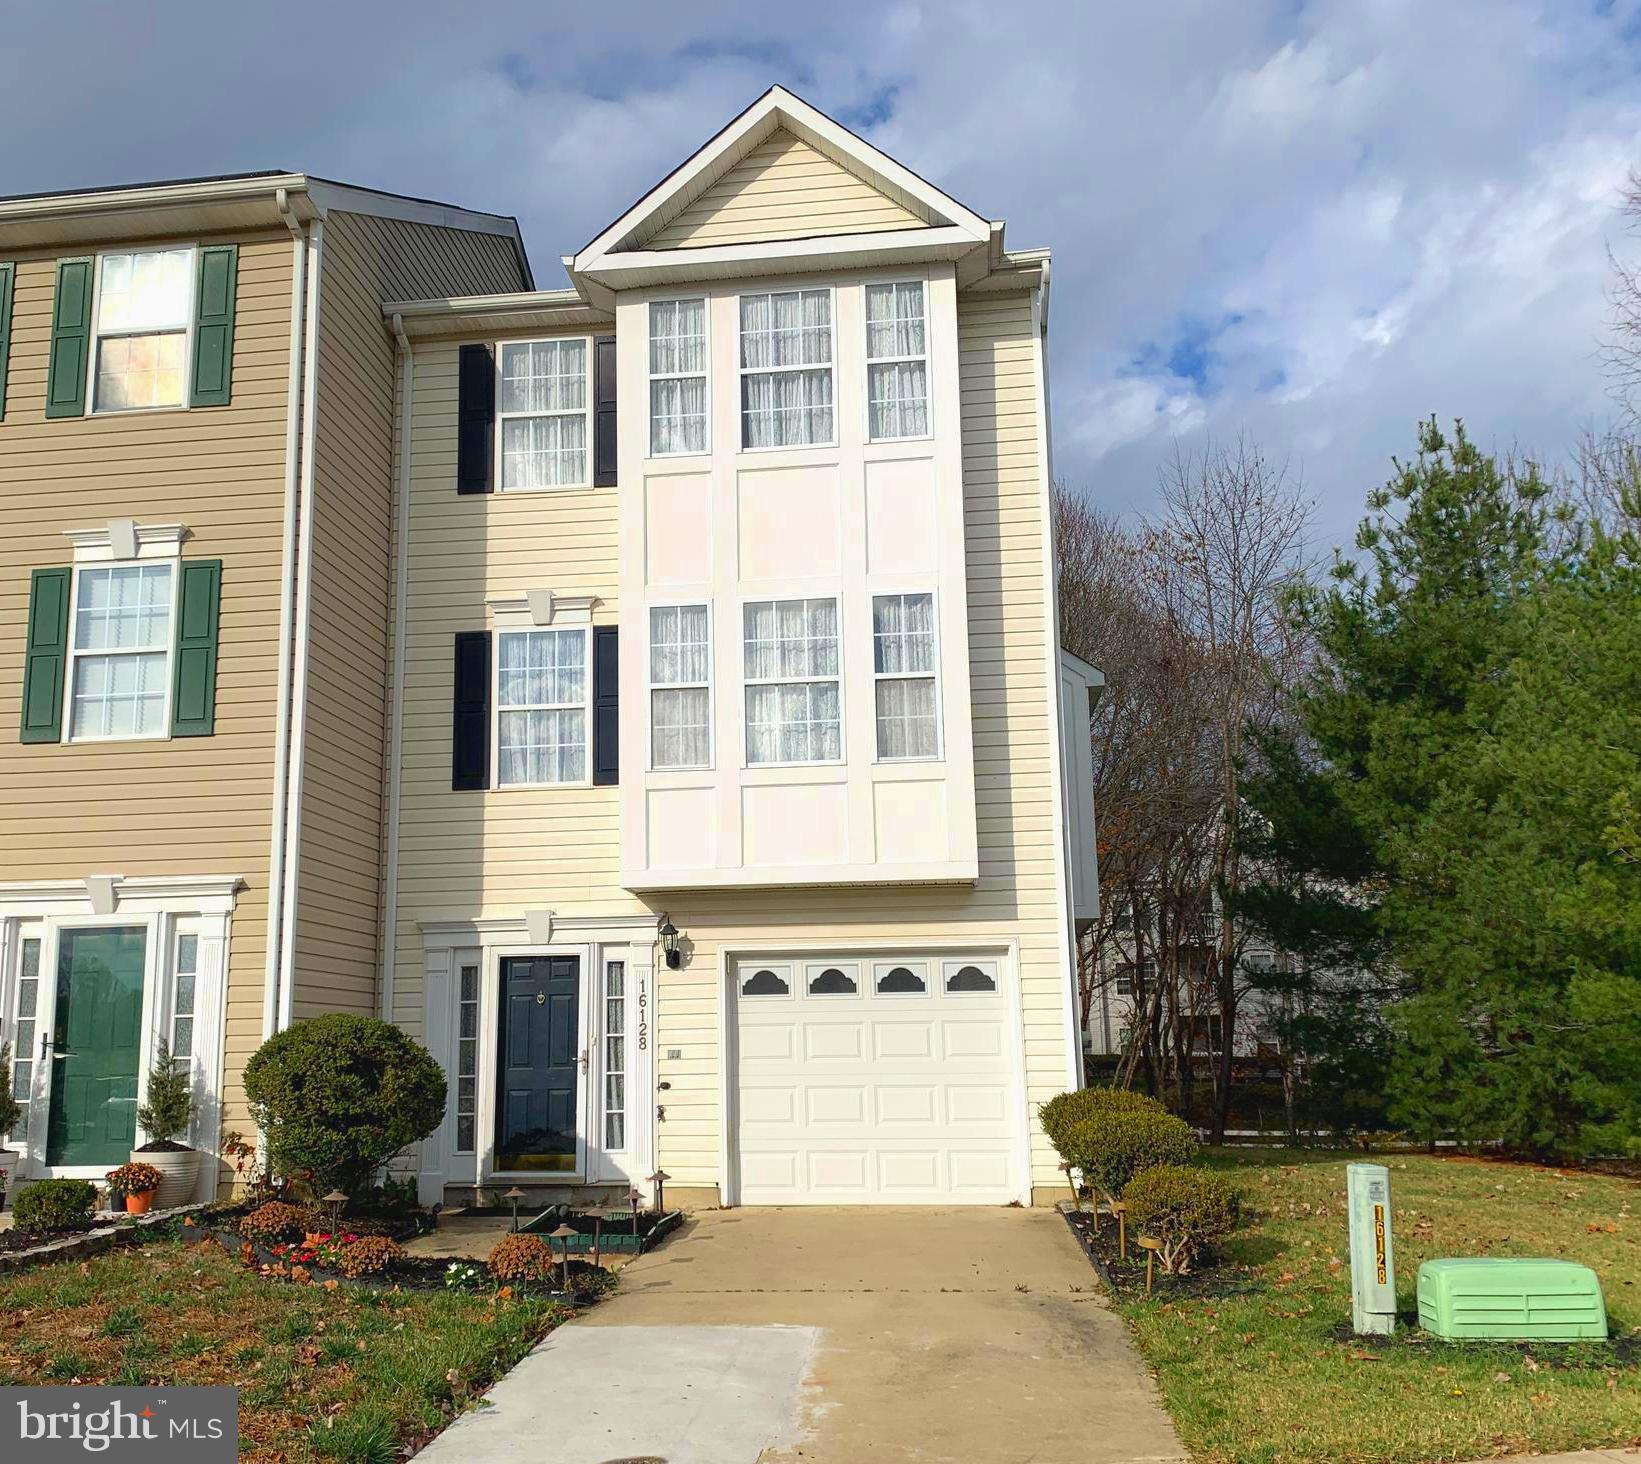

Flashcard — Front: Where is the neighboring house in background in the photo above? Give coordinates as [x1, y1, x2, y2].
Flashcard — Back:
[385, 87, 1099, 1208]
[0, 174, 529, 1198]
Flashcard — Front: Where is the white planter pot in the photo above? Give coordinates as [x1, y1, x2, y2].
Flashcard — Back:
[132, 1148, 201, 1209]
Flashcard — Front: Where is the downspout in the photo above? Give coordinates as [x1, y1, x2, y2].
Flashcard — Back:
[380, 313, 413, 1023]
[263, 190, 308, 1039]
[275, 216, 325, 1033]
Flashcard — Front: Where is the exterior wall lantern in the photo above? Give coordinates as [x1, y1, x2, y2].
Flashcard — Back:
[657, 913, 682, 970]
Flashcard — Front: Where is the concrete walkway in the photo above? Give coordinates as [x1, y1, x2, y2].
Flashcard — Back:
[418, 1205, 1185, 1464]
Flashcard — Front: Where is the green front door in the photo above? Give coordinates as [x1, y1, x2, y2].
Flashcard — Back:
[45, 927, 147, 1167]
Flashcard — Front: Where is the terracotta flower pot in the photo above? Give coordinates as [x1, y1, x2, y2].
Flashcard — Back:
[125, 1190, 155, 1215]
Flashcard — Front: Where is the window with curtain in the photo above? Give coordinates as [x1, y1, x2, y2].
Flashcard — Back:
[743, 598, 841, 764]
[650, 604, 711, 769]
[604, 960, 626, 1150]
[170, 931, 198, 1071]
[865, 281, 929, 440]
[495, 628, 588, 785]
[739, 289, 834, 448]
[7, 936, 40, 1140]
[498, 338, 588, 488]
[454, 963, 478, 1153]
[94, 248, 193, 412]
[69, 562, 175, 741]
[873, 592, 939, 759]
[649, 299, 708, 455]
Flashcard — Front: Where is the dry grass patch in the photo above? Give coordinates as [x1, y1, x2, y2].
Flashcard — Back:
[1116, 1149, 1640, 1464]
[0, 1236, 570, 1464]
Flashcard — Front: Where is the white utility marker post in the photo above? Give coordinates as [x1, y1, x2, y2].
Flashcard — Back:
[1346, 1161, 1397, 1335]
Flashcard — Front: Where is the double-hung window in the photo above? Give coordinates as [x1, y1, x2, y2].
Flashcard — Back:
[739, 289, 834, 449]
[92, 248, 194, 412]
[873, 592, 939, 759]
[649, 604, 711, 769]
[865, 281, 929, 440]
[67, 562, 176, 741]
[649, 299, 708, 455]
[498, 339, 589, 489]
[495, 627, 589, 785]
[743, 598, 841, 764]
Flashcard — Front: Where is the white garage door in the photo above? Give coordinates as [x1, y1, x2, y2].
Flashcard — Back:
[730, 954, 1021, 1204]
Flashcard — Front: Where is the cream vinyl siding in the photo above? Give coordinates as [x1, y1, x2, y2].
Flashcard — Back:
[390, 289, 1070, 1196]
[0, 233, 294, 1169]
[292, 213, 528, 1023]
[644, 131, 931, 250]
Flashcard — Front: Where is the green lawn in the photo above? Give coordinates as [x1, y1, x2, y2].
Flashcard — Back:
[1115, 1149, 1640, 1464]
[0, 1235, 569, 1464]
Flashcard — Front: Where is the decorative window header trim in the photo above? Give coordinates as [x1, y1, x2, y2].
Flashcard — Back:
[0, 872, 244, 917]
[64, 520, 188, 564]
[487, 590, 600, 627]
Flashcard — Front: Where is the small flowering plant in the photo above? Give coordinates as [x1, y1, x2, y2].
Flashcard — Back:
[105, 1161, 163, 1198]
[444, 1260, 484, 1292]
[268, 1231, 361, 1268]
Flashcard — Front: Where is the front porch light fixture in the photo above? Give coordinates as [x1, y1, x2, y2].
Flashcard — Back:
[657, 913, 682, 970]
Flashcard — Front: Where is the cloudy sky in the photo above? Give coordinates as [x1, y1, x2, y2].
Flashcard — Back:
[9, 1, 1641, 548]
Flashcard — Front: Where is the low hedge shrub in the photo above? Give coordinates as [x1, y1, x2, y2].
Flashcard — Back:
[1060, 1106, 1197, 1200]
[13, 1178, 98, 1233]
[1122, 1162, 1240, 1274]
[1039, 1086, 1165, 1158]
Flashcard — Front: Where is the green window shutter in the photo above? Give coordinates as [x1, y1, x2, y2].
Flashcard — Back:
[0, 262, 14, 421]
[44, 257, 92, 419]
[190, 245, 237, 407]
[170, 558, 222, 737]
[20, 567, 71, 743]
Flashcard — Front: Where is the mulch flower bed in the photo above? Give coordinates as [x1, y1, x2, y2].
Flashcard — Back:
[1061, 1204, 1258, 1302]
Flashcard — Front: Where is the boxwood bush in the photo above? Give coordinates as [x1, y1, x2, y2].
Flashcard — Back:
[1122, 1162, 1240, 1273]
[13, 1178, 98, 1233]
[243, 1015, 445, 1197]
[1059, 1106, 1197, 1200]
[1039, 1086, 1166, 1157]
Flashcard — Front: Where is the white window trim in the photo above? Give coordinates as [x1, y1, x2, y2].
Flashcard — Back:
[740, 594, 845, 769]
[61, 555, 181, 745]
[602, 956, 628, 1154]
[736, 285, 838, 453]
[494, 335, 595, 492]
[86, 245, 198, 418]
[647, 601, 713, 772]
[647, 297, 710, 459]
[451, 956, 480, 1156]
[490, 622, 594, 790]
[862, 276, 933, 444]
[872, 586, 944, 763]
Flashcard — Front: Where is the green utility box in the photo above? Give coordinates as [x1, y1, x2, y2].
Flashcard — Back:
[1416, 1258, 1607, 1341]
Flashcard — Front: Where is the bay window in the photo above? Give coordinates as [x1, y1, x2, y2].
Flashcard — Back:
[92, 248, 193, 412]
[865, 280, 929, 440]
[873, 592, 940, 759]
[495, 627, 589, 786]
[649, 299, 708, 455]
[650, 604, 711, 769]
[498, 338, 589, 489]
[744, 598, 841, 764]
[739, 289, 834, 449]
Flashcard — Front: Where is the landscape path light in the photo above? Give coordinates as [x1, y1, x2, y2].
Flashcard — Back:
[648, 1170, 670, 1215]
[549, 1223, 578, 1289]
[322, 1190, 347, 1233]
[504, 1186, 526, 1232]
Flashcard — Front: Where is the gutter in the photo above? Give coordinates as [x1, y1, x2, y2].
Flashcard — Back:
[380, 313, 413, 1023]
[271, 216, 325, 1034]
[263, 190, 308, 1039]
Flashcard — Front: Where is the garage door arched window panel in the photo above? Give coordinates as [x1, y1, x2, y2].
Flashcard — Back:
[873, 962, 928, 997]
[740, 965, 792, 997]
[805, 964, 859, 997]
[944, 961, 998, 994]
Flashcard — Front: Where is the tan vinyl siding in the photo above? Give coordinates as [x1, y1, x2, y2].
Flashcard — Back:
[644, 131, 930, 250]
[291, 213, 528, 1023]
[389, 288, 1071, 1194]
[0, 232, 295, 1159]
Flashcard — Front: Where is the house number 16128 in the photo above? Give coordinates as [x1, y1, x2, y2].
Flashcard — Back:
[637, 978, 649, 1051]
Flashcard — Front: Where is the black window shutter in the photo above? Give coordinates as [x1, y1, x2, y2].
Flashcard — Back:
[593, 335, 617, 487]
[593, 625, 619, 785]
[452, 630, 491, 790]
[456, 344, 495, 494]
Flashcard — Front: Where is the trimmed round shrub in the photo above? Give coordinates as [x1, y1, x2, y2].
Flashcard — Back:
[1122, 1163, 1240, 1274]
[335, 1235, 404, 1278]
[238, 1200, 316, 1245]
[14, 1178, 98, 1233]
[1040, 1086, 1165, 1159]
[243, 1015, 446, 1196]
[1061, 1106, 1197, 1200]
[487, 1233, 555, 1284]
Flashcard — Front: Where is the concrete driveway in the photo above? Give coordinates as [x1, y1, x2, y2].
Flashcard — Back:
[418, 1206, 1186, 1464]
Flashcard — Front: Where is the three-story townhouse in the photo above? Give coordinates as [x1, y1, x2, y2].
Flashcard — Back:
[384, 88, 1100, 1209]
[0, 174, 530, 1197]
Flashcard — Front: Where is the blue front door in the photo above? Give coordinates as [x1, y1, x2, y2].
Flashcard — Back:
[496, 956, 580, 1172]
